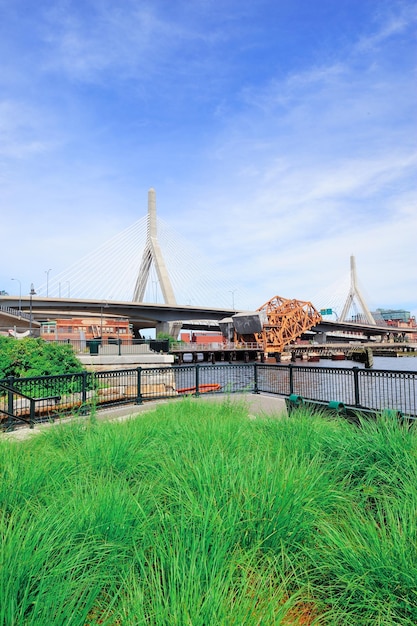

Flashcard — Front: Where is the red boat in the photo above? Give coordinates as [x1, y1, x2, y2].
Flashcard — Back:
[177, 383, 221, 394]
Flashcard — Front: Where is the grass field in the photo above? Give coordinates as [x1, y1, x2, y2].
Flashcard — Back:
[1, 398, 417, 625]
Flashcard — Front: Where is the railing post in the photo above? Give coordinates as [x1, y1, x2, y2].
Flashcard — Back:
[81, 371, 88, 414]
[136, 367, 143, 404]
[195, 364, 200, 397]
[353, 367, 360, 406]
[253, 363, 259, 394]
[7, 375, 15, 431]
[29, 398, 35, 428]
[288, 364, 294, 396]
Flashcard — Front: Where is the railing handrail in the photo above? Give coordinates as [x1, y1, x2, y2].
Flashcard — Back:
[171, 341, 264, 351]
[0, 382, 34, 401]
[0, 305, 32, 321]
[0, 382, 60, 402]
[2, 363, 416, 431]
[0, 381, 62, 431]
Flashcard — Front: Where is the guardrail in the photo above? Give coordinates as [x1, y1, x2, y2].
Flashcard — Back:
[36, 338, 170, 355]
[1, 363, 416, 431]
[0, 305, 32, 321]
[172, 341, 264, 352]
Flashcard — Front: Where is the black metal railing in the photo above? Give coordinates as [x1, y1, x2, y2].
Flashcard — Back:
[0, 382, 61, 430]
[1, 363, 416, 431]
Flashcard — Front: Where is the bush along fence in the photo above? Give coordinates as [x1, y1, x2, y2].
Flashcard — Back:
[1, 363, 416, 430]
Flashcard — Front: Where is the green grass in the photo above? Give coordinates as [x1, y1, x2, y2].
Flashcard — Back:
[1, 399, 417, 624]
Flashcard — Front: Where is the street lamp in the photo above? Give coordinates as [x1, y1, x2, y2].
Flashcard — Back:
[29, 283, 36, 336]
[45, 268, 52, 297]
[229, 289, 237, 310]
[11, 278, 22, 315]
[66, 281, 71, 297]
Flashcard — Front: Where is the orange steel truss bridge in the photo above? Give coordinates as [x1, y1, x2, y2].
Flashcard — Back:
[255, 295, 323, 354]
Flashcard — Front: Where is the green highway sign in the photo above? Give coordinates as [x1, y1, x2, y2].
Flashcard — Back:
[320, 308, 333, 316]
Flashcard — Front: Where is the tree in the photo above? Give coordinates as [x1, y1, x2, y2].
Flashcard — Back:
[0, 337, 84, 380]
[156, 331, 183, 349]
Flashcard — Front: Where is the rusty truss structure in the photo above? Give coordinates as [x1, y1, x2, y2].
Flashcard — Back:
[254, 295, 322, 354]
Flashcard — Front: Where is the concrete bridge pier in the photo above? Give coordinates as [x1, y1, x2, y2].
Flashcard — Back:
[316, 332, 327, 344]
[156, 321, 182, 339]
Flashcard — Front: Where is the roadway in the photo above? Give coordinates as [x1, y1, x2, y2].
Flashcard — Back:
[0, 294, 399, 339]
[0, 295, 235, 331]
[312, 319, 397, 339]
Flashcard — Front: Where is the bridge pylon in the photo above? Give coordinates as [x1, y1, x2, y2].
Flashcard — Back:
[132, 189, 181, 337]
[339, 255, 376, 325]
[132, 188, 176, 306]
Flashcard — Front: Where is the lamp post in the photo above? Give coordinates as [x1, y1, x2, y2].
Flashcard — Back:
[29, 283, 36, 336]
[66, 281, 71, 297]
[229, 289, 237, 310]
[45, 268, 52, 297]
[11, 278, 22, 315]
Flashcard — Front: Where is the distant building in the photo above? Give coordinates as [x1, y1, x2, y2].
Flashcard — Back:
[40, 317, 133, 343]
[375, 309, 410, 323]
[180, 331, 224, 344]
[373, 309, 417, 342]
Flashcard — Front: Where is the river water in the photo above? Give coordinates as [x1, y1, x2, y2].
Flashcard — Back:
[173, 356, 417, 416]
[300, 356, 417, 372]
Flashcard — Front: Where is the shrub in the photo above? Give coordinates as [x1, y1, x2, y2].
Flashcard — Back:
[0, 336, 84, 380]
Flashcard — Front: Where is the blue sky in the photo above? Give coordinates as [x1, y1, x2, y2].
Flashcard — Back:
[1, 0, 416, 318]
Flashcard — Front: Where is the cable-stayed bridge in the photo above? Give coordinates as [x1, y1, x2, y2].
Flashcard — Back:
[33, 189, 380, 323]
[2, 189, 402, 341]
[36, 189, 253, 311]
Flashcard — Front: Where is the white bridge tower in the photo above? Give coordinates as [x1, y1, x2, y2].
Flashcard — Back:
[132, 188, 176, 305]
[132, 189, 181, 337]
[339, 255, 376, 325]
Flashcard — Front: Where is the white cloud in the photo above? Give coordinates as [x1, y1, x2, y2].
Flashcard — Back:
[356, 3, 417, 53]
[0, 1, 416, 320]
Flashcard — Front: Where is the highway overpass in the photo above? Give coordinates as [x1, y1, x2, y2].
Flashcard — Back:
[0, 295, 402, 340]
[0, 295, 235, 334]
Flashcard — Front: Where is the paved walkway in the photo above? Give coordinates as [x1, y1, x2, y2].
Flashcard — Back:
[2, 393, 287, 441]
